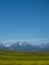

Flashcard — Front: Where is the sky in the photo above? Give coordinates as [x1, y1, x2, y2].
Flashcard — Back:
[0, 0, 49, 44]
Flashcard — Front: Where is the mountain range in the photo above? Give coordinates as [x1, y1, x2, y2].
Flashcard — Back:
[0, 42, 49, 51]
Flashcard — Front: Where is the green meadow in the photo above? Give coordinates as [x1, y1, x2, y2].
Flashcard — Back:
[0, 50, 49, 65]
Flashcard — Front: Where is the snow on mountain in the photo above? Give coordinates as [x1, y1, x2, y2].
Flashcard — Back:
[0, 43, 5, 47]
[2, 42, 12, 47]
[0, 42, 49, 51]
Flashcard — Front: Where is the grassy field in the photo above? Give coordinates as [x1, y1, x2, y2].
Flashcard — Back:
[0, 50, 49, 65]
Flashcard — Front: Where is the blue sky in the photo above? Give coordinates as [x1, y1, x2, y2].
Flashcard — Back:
[0, 0, 49, 44]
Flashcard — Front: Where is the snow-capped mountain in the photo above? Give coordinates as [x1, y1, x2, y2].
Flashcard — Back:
[0, 42, 49, 51]
[0, 43, 5, 49]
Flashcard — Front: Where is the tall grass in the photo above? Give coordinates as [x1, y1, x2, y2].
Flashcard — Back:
[0, 50, 49, 65]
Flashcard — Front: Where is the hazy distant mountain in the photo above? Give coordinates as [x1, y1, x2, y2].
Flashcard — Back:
[0, 43, 6, 49]
[0, 42, 49, 51]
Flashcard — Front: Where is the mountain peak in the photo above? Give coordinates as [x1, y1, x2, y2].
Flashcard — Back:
[0, 42, 49, 51]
